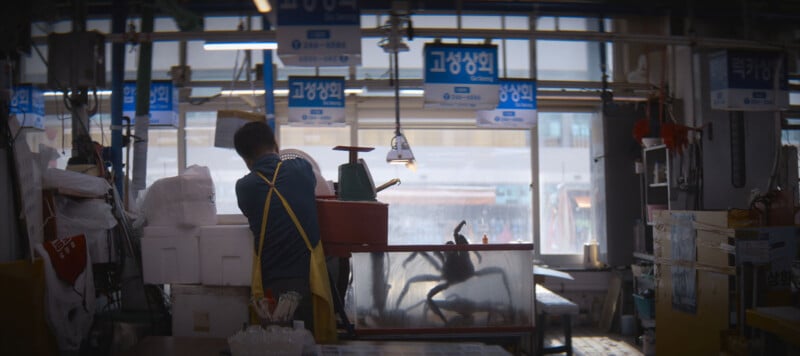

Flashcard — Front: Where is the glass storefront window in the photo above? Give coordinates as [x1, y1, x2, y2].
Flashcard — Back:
[358, 128, 532, 245]
[537, 112, 593, 255]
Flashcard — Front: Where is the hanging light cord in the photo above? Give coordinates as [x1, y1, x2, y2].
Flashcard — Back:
[393, 49, 401, 137]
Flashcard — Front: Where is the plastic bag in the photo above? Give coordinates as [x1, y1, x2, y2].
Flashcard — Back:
[141, 165, 218, 228]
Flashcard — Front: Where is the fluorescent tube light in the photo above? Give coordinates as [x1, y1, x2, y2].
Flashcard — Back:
[203, 42, 278, 51]
[399, 89, 424, 97]
[220, 89, 267, 96]
[44, 90, 112, 97]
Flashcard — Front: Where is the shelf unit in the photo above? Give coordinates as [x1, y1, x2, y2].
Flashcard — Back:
[636, 144, 671, 255]
[643, 144, 670, 224]
[633, 144, 672, 350]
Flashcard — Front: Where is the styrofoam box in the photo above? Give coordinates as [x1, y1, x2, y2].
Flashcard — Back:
[199, 225, 253, 286]
[143, 225, 199, 238]
[141, 235, 200, 285]
[217, 214, 248, 225]
[171, 284, 250, 338]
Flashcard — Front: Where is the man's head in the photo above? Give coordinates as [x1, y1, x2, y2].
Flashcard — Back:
[233, 121, 278, 169]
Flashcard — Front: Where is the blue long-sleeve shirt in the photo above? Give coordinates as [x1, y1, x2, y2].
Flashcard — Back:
[235, 153, 321, 283]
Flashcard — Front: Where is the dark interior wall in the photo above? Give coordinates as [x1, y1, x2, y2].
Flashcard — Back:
[592, 103, 643, 267]
[0, 149, 21, 263]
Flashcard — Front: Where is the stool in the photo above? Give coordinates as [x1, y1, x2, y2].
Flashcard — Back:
[536, 284, 579, 356]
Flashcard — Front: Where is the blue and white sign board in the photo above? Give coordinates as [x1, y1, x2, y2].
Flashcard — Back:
[476, 79, 537, 128]
[424, 43, 499, 109]
[123, 81, 179, 126]
[10, 85, 45, 130]
[709, 50, 789, 111]
[288, 76, 345, 126]
[276, 0, 361, 67]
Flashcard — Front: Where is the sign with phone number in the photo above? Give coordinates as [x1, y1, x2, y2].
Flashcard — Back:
[424, 43, 499, 109]
[10, 85, 45, 130]
[277, 0, 361, 67]
[123, 81, 179, 126]
[288, 76, 345, 126]
[709, 50, 789, 111]
[477, 79, 537, 128]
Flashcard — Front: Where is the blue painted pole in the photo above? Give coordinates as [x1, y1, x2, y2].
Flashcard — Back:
[263, 50, 275, 131]
[261, 16, 275, 131]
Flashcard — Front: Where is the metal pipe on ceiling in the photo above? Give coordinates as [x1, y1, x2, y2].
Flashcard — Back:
[30, 27, 795, 50]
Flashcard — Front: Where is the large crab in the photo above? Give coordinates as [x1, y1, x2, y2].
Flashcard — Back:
[394, 220, 513, 325]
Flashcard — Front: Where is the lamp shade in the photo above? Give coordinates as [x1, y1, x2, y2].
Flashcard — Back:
[386, 133, 415, 164]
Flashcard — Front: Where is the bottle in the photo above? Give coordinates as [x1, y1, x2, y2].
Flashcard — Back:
[482, 234, 489, 244]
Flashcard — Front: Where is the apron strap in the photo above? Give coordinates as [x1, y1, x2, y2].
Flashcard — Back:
[252, 161, 337, 343]
[254, 161, 283, 259]
[255, 167, 314, 252]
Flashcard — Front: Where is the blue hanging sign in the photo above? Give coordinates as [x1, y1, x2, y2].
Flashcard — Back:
[709, 50, 789, 111]
[10, 85, 45, 130]
[277, 0, 361, 67]
[287, 76, 346, 126]
[476, 79, 537, 128]
[123, 81, 179, 126]
[424, 43, 499, 109]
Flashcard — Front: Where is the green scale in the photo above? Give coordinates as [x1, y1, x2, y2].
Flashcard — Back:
[333, 146, 377, 201]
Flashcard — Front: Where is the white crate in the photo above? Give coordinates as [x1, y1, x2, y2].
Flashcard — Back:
[141, 236, 200, 284]
[199, 225, 254, 286]
[171, 284, 250, 338]
[143, 225, 198, 238]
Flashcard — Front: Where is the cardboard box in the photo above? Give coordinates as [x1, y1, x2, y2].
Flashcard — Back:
[171, 285, 249, 338]
[316, 199, 388, 257]
[199, 225, 253, 286]
[141, 236, 200, 284]
[652, 210, 756, 356]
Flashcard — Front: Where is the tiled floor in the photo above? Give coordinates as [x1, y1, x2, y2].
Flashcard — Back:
[544, 326, 643, 356]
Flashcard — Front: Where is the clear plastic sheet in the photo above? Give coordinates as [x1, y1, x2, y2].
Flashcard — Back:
[351, 247, 532, 329]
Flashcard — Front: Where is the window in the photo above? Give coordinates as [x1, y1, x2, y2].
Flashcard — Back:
[185, 111, 244, 214]
[537, 112, 593, 258]
[358, 128, 532, 245]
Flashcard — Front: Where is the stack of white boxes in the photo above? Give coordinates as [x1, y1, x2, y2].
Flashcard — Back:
[141, 215, 255, 338]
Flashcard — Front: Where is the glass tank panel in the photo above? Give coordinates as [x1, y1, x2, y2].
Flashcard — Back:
[350, 245, 533, 329]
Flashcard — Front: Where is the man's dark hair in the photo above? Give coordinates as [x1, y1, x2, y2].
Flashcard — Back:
[233, 121, 277, 161]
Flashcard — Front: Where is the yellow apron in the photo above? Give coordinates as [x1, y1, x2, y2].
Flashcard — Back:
[250, 161, 338, 343]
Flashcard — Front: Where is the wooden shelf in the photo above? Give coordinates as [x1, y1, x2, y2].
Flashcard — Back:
[633, 252, 654, 262]
[643, 144, 667, 152]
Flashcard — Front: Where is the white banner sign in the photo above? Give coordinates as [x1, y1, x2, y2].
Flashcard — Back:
[709, 50, 789, 111]
[424, 43, 499, 109]
[123, 81, 179, 126]
[277, 0, 361, 67]
[477, 79, 537, 128]
[287, 76, 346, 126]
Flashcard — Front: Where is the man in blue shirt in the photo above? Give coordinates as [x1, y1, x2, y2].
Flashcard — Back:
[234, 121, 321, 330]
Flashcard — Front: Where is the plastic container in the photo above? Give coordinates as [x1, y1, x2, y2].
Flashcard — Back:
[633, 293, 655, 319]
[621, 314, 636, 335]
